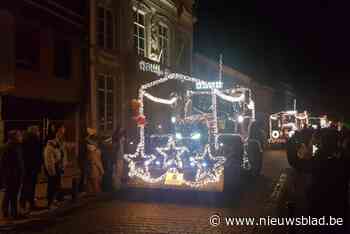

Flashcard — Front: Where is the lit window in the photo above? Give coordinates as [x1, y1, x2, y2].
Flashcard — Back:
[134, 10, 146, 56]
[158, 23, 169, 65]
[97, 5, 114, 49]
[97, 74, 114, 132]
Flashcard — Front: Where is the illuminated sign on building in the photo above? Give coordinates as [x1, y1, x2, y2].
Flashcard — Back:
[195, 81, 223, 90]
[139, 60, 170, 77]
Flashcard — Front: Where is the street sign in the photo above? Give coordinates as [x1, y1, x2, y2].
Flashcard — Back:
[195, 81, 223, 90]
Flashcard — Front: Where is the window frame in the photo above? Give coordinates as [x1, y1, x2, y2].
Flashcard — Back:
[96, 74, 114, 133]
[133, 9, 146, 57]
[97, 4, 115, 50]
[158, 22, 170, 65]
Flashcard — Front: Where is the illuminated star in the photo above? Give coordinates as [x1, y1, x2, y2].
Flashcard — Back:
[156, 137, 189, 170]
[193, 144, 226, 182]
[124, 143, 156, 180]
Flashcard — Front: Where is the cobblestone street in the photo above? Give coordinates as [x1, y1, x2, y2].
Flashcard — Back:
[1, 150, 290, 234]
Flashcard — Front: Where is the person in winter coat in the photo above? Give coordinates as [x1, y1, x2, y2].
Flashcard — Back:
[80, 128, 98, 192]
[43, 124, 67, 209]
[86, 139, 104, 194]
[20, 126, 42, 212]
[287, 128, 350, 233]
[1, 130, 24, 219]
[100, 138, 113, 192]
[100, 126, 126, 192]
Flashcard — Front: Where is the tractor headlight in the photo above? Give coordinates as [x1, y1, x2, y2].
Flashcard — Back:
[175, 133, 183, 140]
[191, 132, 201, 140]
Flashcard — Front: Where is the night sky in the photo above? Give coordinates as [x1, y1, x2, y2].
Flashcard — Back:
[194, 0, 350, 119]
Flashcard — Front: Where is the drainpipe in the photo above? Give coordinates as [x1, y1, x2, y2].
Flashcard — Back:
[89, 0, 97, 130]
[0, 10, 15, 145]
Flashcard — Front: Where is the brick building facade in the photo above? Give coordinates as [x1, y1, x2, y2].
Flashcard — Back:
[88, 0, 194, 185]
[0, 1, 86, 147]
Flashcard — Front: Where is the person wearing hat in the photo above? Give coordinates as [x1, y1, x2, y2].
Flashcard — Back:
[1, 130, 25, 219]
[86, 138, 104, 194]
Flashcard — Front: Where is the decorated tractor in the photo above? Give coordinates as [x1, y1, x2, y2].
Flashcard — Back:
[309, 115, 330, 129]
[269, 110, 309, 144]
[124, 73, 263, 192]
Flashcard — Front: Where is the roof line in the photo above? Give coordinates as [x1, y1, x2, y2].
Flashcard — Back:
[23, 0, 83, 28]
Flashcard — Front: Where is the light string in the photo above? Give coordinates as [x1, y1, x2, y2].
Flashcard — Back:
[124, 73, 260, 188]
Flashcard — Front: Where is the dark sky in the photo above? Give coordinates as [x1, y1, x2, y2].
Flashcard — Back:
[194, 0, 350, 119]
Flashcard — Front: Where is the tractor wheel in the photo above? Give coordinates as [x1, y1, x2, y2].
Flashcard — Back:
[223, 135, 244, 193]
[247, 140, 263, 177]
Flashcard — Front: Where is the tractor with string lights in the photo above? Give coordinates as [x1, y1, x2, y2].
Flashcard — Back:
[124, 73, 263, 192]
[309, 115, 330, 129]
[269, 110, 309, 145]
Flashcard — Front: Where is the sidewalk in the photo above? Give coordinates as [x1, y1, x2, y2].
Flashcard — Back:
[0, 166, 114, 231]
[0, 189, 113, 231]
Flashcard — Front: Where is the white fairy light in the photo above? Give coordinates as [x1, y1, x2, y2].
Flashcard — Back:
[156, 137, 189, 170]
[183, 145, 226, 188]
[124, 73, 231, 188]
[211, 88, 219, 149]
[270, 115, 278, 120]
[143, 91, 178, 105]
[248, 100, 255, 110]
[214, 89, 245, 103]
[285, 110, 297, 115]
[312, 144, 319, 156]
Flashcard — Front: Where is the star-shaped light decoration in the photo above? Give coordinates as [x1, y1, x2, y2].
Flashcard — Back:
[124, 143, 165, 183]
[155, 137, 189, 171]
[184, 144, 226, 187]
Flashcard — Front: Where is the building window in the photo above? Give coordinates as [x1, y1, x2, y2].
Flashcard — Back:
[54, 39, 71, 80]
[134, 10, 146, 56]
[15, 22, 40, 70]
[97, 5, 114, 49]
[158, 23, 169, 65]
[97, 74, 114, 132]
